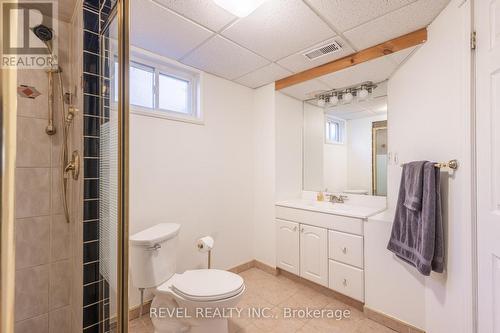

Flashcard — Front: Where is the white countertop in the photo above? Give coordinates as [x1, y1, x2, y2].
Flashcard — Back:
[275, 198, 387, 219]
[367, 209, 396, 222]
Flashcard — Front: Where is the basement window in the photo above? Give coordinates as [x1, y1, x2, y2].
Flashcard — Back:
[325, 116, 345, 144]
[113, 56, 201, 123]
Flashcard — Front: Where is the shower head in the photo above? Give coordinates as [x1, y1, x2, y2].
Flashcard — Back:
[32, 24, 54, 55]
[32, 24, 53, 42]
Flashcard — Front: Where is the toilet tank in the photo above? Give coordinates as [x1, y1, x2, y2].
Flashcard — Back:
[130, 223, 180, 288]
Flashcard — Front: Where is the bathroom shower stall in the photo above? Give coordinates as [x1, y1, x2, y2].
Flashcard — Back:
[3, 0, 130, 332]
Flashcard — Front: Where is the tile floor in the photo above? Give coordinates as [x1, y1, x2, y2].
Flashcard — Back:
[128, 267, 396, 333]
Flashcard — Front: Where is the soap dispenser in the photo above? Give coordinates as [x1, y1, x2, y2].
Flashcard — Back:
[317, 191, 324, 201]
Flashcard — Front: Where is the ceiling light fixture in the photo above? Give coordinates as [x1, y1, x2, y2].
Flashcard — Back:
[213, 0, 268, 17]
[317, 97, 326, 107]
[313, 81, 378, 108]
[343, 89, 354, 103]
[329, 94, 339, 106]
[357, 85, 369, 100]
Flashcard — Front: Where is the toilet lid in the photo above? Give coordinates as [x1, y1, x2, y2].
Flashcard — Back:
[169, 269, 244, 301]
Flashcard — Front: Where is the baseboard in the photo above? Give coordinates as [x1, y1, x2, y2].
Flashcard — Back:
[228, 259, 278, 275]
[364, 307, 425, 333]
[276, 268, 364, 312]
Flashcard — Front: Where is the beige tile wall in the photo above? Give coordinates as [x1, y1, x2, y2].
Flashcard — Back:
[14, 17, 82, 333]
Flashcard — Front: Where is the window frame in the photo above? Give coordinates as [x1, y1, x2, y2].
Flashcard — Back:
[114, 48, 203, 124]
[325, 115, 346, 145]
[129, 60, 155, 109]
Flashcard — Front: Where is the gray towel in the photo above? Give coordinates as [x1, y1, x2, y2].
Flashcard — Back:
[387, 161, 444, 276]
[403, 161, 426, 211]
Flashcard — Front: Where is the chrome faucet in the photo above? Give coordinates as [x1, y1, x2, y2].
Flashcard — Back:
[328, 194, 348, 203]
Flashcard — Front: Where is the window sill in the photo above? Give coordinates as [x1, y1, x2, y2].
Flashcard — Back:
[325, 141, 345, 145]
[131, 107, 204, 125]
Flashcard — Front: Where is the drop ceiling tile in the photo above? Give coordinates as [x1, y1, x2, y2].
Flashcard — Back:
[221, 0, 335, 61]
[319, 56, 397, 89]
[235, 63, 292, 89]
[181, 36, 269, 80]
[343, 0, 450, 50]
[304, 0, 416, 32]
[153, 0, 236, 31]
[280, 79, 331, 101]
[131, 0, 213, 60]
[277, 37, 355, 73]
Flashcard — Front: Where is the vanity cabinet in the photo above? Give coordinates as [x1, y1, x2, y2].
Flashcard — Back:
[276, 219, 300, 275]
[275, 220, 328, 286]
[300, 224, 328, 286]
[276, 205, 367, 302]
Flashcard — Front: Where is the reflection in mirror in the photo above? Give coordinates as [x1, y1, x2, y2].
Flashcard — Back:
[303, 85, 388, 197]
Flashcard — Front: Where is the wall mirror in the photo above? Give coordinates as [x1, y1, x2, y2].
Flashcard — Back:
[277, 48, 416, 197]
[303, 90, 388, 196]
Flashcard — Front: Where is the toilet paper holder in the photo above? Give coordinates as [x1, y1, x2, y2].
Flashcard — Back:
[197, 243, 211, 269]
[197, 236, 214, 269]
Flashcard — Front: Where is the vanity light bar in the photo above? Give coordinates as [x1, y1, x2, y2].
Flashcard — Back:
[316, 81, 378, 106]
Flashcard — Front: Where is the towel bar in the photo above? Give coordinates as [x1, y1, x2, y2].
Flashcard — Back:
[400, 159, 458, 170]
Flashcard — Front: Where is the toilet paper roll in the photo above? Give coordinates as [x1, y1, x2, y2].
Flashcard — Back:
[196, 236, 214, 253]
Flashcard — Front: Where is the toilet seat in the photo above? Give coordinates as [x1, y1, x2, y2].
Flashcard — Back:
[157, 269, 245, 302]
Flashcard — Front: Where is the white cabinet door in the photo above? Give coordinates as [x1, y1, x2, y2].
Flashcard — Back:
[300, 224, 328, 286]
[276, 219, 299, 275]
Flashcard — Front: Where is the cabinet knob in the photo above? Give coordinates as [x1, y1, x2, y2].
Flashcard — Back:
[301, 228, 304, 233]
[342, 247, 348, 254]
[343, 278, 348, 286]
[293, 226, 297, 231]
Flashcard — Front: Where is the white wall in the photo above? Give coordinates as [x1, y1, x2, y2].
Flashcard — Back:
[379, 0, 472, 331]
[303, 103, 324, 190]
[252, 84, 276, 267]
[323, 143, 347, 192]
[130, 73, 256, 306]
[346, 115, 386, 193]
[275, 92, 303, 200]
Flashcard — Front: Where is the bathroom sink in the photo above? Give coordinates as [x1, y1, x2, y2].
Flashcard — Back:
[275, 198, 386, 219]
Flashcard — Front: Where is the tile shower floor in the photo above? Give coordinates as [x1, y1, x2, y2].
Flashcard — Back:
[129, 267, 396, 333]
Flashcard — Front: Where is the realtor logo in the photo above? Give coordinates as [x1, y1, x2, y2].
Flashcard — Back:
[1, 0, 58, 69]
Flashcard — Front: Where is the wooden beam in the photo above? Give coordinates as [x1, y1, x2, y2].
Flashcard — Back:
[275, 28, 428, 90]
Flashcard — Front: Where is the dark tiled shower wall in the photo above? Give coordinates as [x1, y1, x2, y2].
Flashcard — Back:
[82, 0, 113, 332]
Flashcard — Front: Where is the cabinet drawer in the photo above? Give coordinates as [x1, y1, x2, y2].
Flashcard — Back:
[328, 231, 364, 268]
[329, 260, 364, 302]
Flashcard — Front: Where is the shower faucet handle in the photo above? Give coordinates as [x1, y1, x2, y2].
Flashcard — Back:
[64, 151, 80, 180]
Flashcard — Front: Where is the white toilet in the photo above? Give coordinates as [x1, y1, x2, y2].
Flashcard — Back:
[130, 223, 245, 333]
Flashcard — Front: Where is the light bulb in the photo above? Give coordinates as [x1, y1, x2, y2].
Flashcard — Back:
[343, 91, 353, 103]
[317, 98, 325, 107]
[330, 95, 339, 106]
[358, 88, 369, 100]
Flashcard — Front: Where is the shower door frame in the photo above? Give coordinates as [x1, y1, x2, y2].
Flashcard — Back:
[116, 0, 130, 331]
[0, 7, 18, 331]
[99, 0, 130, 330]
